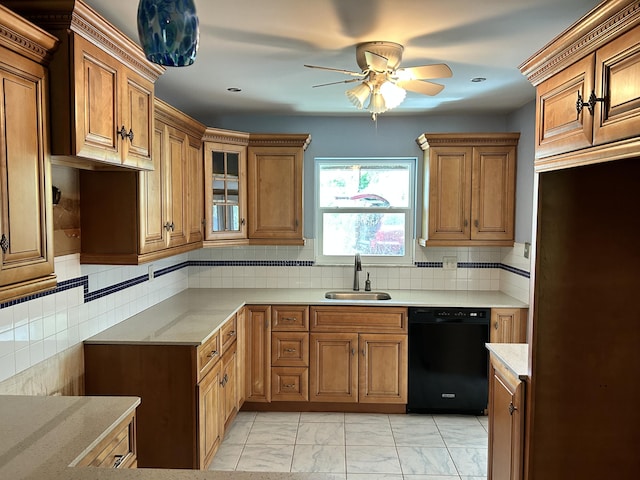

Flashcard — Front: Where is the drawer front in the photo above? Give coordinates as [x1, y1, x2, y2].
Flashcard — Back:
[271, 366, 308, 401]
[310, 306, 408, 333]
[78, 413, 136, 468]
[272, 305, 309, 331]
[271, 332, 309, 367]
[198, 331, 221, 380]
[220, 315, 238, 354]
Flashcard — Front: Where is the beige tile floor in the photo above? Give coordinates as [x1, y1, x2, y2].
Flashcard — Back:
[209, 411, 489, 480]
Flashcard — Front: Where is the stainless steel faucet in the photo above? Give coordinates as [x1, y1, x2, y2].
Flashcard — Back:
[353, 253, 362, 291]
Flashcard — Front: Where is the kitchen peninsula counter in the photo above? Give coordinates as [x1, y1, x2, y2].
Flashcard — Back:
[85, 288, 528, 346]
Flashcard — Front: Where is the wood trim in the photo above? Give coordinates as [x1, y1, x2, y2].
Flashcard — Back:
[4, 0, 165, 81]
[241, 401, 406, 414]
[417, 132, 520, 150]
[519, 0, 640, 86]
[248, 133, 311, 150]
[0, 274, 57, 304]
[0, 4, 58, 63]
[203, 127, 250, 145]
[154, 98, 206, 141]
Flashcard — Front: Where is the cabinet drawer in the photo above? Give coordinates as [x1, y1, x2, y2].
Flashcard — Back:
[310, 306, 408, 333]
[271, 332, 309, 367]
[198, 331, 221, 380]
[272, 305, 309, 331]
[271, 367, 308, 401]
[77, 412, 136, 468]
[220, 315, 237, 354]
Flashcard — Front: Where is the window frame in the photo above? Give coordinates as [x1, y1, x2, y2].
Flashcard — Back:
[314, 157, 417, 265]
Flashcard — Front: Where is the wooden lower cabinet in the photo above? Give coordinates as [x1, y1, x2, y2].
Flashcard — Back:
[490, 308, 528, 343]
[198, 361, 223, 470]
[84, 314, 240, 470]
[245, 305, 271, 402]
[309, 332, 407, 404]
[309, 333, 358, 403]
[488, 355, 524, 480]
[76, 410, 137, 469]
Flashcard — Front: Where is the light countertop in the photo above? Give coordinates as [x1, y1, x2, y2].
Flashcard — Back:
[0, 395, 348, 480]
[486, 342, 529, 379]
[85, 288, 528, 346]
[2, 288, 528, 479]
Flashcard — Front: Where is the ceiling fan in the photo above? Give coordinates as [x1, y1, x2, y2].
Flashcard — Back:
[305, 41, 452, 119]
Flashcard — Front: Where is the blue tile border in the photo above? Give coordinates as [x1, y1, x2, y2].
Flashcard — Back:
[0, 259, 529, 309]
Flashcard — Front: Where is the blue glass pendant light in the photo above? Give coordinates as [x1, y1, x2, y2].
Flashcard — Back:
[137, 0, 200, 67]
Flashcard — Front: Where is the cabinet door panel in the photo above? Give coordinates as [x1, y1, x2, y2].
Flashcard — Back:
[187, 140, 204, 244]
[122, 69, 153, 169]
[428, 146, 472, 241]
[471, 146, 516, 241]
[139, 125, 167, 254]
[594, 27, 640, 145]
[535, 55, 595, 158]
[198, 362, 223, 470]
[73, 37, 120, 163]
[166, 128, 188, 248]
[221, 343, 237, 430]
[0, 69, 53, 287]
[247, 147, 302, 240]
[271, 332, 308, 367]
[271, 366, 308, 401]
[359, 334, 407, 403]
[246, 306, 271, 402]
[490, 309, 527, 344]
[309, 333, 358, 403]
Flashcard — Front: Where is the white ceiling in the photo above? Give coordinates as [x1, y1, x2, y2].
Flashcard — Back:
[85, 0, 602, 122]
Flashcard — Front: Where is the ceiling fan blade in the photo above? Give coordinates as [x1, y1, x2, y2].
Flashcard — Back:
[397, 79, 445, 96]
[398, 64, 453, 80]
[304, 64, 364, 77]
[364, 50, 389, 72]
[312, 78, 361, 88]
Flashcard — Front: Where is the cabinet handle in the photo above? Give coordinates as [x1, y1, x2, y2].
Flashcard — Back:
[508, 402, 517, 415]
[284, 348, 297, 353]
[164, 222, 175, 231]
[494, 321, 499, 330]
[281, 317, 296, 322]
[241, 218, 246, 225]
[117, 126, 134, 142]
[227, 330, 236, 337]
[351, 348, 355, 356]
[463, 219, 468, 227]
[576, 90, 605, 115]
[113, 454, 125, 468]
[283, 383, 295, 389]
[361, 349, 366, 356]
[0, 234, 8, 253]
[207, 349, 219, 358]
[474, 219, 479, 228]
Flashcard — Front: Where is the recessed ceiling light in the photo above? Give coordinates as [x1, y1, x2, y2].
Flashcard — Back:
[227, 87, 242, 92]
[471, 77, 486, 83]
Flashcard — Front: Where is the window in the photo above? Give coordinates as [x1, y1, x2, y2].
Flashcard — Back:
[315, 158, 416, 265]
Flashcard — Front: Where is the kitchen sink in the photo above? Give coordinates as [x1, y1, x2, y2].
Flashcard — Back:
[324, 291, 392, 300]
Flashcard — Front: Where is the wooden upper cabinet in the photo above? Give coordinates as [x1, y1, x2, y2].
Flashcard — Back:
[3, 0, 164, 170]
[203, 128, 250, 245]
[80, 99, 205, 264]
[247, 134, 311, 245]
[0, 6, 58, 302]
[417, 133, 519, 246]
[520, 8, 640, 169]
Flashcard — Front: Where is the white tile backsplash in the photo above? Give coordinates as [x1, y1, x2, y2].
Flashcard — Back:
[0, 241, 530, 385]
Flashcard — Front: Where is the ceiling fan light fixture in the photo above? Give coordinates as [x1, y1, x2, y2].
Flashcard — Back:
[379, 81, 406, 110]
[346, 82, 372, 109]
[137, 0, 200, 67]
[368, 91, 387, 114]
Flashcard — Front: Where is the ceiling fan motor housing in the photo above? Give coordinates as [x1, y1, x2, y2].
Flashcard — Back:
[356, 41, 404, 71]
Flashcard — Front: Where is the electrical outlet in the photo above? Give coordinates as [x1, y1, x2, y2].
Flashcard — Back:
[443, 256, 457, 270]
[524, 242, 531, 259]
[148, 264, 154, 282]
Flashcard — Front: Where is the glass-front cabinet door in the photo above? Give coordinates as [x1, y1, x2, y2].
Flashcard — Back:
[204, 139, 247, 243]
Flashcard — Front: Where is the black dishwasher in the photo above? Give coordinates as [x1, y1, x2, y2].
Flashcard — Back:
[407, 307, 490, 414]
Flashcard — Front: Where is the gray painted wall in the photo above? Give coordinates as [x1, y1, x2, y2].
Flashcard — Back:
[210, 108, 533, 242]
